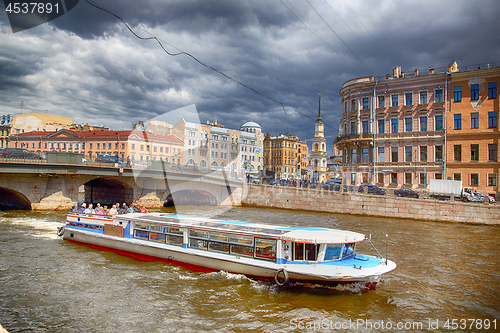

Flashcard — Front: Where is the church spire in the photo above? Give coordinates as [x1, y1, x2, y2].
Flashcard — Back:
[316, 89, 323, 124]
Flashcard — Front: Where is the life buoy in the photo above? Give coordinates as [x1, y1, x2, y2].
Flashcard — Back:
[274, 268, 289, 286]
[57, 226, 65, 237]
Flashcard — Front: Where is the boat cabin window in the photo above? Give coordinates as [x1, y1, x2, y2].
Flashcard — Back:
[190, 230, 208, 238]
[133, 222, 183, 246]
[293, 243, 319, 261]
[255, 238, 276, 260]
[228, 235, 253, 245]
[324, 244, 342, 260]
[342, 243, 356, 258]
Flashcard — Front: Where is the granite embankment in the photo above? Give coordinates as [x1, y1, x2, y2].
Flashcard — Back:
[240, 184, 500, 225]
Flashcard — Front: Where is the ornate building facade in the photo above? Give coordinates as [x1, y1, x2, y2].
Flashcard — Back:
[336, 65, 452, 188]
[263, 133, 308, 180]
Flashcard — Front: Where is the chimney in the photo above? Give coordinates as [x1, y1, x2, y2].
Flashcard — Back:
[385, 74, 390, 79]
[401, 72, 405, 78]
[429, 67, 434, 74]
[448, 60, 458, 73]
[392, 66, 400, 78]
[414, 69, 419, 76]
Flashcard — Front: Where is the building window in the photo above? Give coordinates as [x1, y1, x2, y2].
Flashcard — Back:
[419, 91, 428, 104]
[378, 147, 385, 162]
[378, 173, 384, 183]
[488, 111, 497, 128]
[420, 146, 427, 162]
[391, 173, 397, 184]
[350, 173, 356, 185]
[453, 173, 461, 181]
[351, 148, 356, 164]
[435, 173, 443, 180]
[391, 94, 398, 107]
[362, 148, 369, 163]
[435, 146, 443, 162]
[405, 173, 412, 184]
[454, 145, 462, 161]
[89, 143, 92, 149]
[378, 96, 385, 108]
[391, 147, 398, 163]
[362, 173, 369, 183]
[362, 98, 369, 109]
[350, 122, 356, 135]
[405, 146, 412, 162]
[488, 173, 497, 186]
[362, 121, 369, 134]
[470, 173, 479, 186]
[471, 113, 479, 128]
[420, 173, 427, 185]
[405, 117, 412, 132]
[471, 144, 479, 161]
[435, 89, 443, 103]
[378, 119, 385, 134]
[391, 118, 398, 133]
[488, 82, 497, 99]
[489, 144, 497, 161]
[405, 92, 413, 106]
[454, 114, 462, 129]
[471, 84, 479, 100]
[435, 115, 443, 130]
[420, 116, 427, 132]
[454, 86, 462, 102]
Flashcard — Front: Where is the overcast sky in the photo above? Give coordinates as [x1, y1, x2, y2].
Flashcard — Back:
[1, 0, 499, 153]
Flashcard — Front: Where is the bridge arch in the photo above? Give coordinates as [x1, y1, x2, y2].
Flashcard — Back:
[0, 187, 32, 210]
[165, 190, 217, 206]
[83, 177, 134, 207]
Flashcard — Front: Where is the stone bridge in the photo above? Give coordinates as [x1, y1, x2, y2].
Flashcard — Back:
[0, 160, 243, 210]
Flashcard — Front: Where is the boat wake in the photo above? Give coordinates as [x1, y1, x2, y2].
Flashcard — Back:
[1, 217, 64, 240]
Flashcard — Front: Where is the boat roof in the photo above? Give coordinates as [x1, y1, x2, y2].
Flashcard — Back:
[119, 213, 366, 244]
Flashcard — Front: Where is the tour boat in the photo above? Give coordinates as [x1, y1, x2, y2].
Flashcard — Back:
[58, 212, 396, 289]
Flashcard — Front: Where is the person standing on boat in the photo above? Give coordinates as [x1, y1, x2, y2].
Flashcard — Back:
[120, 203, 128, 214]
[79, 203, 86, 213]
[140, 205, 149, 213]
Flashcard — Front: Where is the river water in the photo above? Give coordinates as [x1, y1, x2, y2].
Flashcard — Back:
[0, 207, 499, 332]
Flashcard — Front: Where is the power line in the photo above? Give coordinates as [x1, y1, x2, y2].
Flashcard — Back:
[341, 0, 397, 68]
[306, 0, 372, 75]
[279, 0, 363, 76]
[84, 0, 337, 131]
[323, 0, 390, 73]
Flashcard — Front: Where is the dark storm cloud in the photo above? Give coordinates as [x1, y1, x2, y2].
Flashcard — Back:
[1, 0, 500, 150]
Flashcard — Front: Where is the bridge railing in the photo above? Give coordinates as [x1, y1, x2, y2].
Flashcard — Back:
[0, 157, 244, 182]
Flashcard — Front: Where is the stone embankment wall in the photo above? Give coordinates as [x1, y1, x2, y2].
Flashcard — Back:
[240, 184, 500, 225]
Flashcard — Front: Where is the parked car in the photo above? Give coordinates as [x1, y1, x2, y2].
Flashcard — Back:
[394, 188, 420, 198]
[269, 179, 278, 185]
[95, 154, 126, 165]
[358, 184, 386, 195]
[0, 148, 44, 159]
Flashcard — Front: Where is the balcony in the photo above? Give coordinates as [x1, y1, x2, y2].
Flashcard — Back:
[334, 133, 373, 145]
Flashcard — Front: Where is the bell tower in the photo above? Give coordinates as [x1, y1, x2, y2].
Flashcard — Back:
[310, 90, 327, 183]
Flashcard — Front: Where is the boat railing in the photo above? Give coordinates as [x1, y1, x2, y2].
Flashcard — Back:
[69, 212, 114, 220]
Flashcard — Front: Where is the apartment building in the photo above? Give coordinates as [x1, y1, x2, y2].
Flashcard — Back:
[263, 133, 309, 180]
[447, 66, 499, 199]
[336, 64, 451, 188]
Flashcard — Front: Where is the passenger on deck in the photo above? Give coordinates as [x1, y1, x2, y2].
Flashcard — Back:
[127, 204, 134, 213]
[79, 203, 86, 213]
[97, 207, 104, 215]
[140, 205, 149, 213]
[109, 204, 118, 215]
[103, 206, 109, 215]
[120, 203, 128, 214]
[84, 203, 93, 214]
